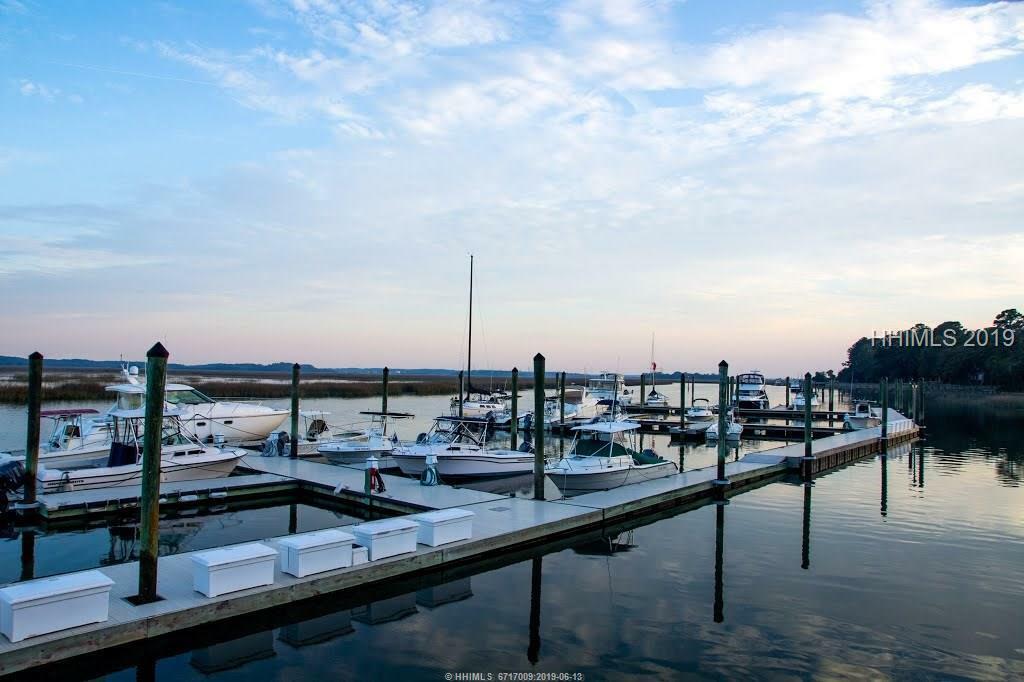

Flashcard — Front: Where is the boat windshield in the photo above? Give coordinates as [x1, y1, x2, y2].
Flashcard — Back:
[161, 424, 192, 446]
[572, 432, 633, 458]
[165, 389, 214, 406]
[116, 392, 144, 411]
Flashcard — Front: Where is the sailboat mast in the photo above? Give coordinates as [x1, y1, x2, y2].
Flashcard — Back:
[467, 254, 473, 399]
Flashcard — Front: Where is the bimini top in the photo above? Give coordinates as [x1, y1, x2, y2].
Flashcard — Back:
[359, 411, 415, 419]
[39, 408, 100, 417]
[571, 421, 640, 434]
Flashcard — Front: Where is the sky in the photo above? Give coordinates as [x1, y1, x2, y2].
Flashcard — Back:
[1, 0, 1022, 376]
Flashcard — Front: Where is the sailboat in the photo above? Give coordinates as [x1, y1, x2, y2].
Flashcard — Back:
[645, 334, 669, 407]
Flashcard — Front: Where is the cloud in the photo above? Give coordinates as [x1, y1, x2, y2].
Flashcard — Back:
[18, 79, 59, 100]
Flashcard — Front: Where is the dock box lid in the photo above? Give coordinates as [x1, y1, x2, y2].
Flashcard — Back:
[0, 570, 114, 606]
[278, 529, 356, 551]
[411, 508, 475, 526]
[351, 517, 418, 538]
[191, 542, 277, 568]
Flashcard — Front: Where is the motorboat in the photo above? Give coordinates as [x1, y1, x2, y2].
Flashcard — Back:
[586, 372, 633, 407]
[843, 402, 882, 431]
[685, 398, 715, 423]
[735, 372, 770, 410]
[706, 410, 743, 440]
[36, 408, 243, 493]
[318, 411, 414, 468]
[261, 410, 337, 457]
[791, 383, 820, 410]
[2, 408, 114, 467]
[391, 418, 534, 479]
[545, 421, 676, 492]
[107, 364, 289, 443]
[543, 386, 600, 427]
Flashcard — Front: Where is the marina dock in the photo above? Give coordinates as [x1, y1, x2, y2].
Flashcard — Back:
[0, 411, 918, 676]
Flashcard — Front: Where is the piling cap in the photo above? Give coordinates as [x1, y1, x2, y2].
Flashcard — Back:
[805, 372, 812, 379]
[28, 351, 43, 360]
[147, 342, 169, 359]
[383, 366, 389, 372]
[718, 360, 727, 368]
[512, 366, 518, 373]
[534, 353, 545, 361]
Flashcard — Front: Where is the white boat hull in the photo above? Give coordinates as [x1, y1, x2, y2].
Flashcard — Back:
[37, 451, 242, 493]
[392, 448, 532, 478]
[546, 460, 676, 492]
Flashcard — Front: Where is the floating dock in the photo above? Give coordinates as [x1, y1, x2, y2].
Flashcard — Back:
[0, 412, 919, 676]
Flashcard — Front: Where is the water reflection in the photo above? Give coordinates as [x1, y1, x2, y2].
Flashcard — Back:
[802, 483, 812, 569]
[714, 501, 725, 624]
[528, 557, 542, 665]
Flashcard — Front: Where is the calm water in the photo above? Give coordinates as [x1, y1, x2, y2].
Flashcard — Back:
[3, 392, 1022, 680]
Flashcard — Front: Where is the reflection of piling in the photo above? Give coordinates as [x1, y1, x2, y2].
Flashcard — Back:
[917, 442, 924, 489]
[880, 453, 888, 518]
[22, 351, 43, 510]
[290, 363, 300, 460]
[714, 361, 729, 493]
[510, 368, 519, 451]
[137, 342, 169, 604]
[714, 502, 725, 623]
[533, 354, 546, 501]
[20, 530, 35, 581]
[801, 482, 812, 570]
[528, 556, 542, 664]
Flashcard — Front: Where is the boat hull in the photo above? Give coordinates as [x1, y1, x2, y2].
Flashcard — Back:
[392, 449, 532, 478]
[546, 460, 676, 492]
[37, 452, 242, 493]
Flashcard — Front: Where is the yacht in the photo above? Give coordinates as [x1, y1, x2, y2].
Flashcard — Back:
[36, 409, 243, 493]
[587, 372, 633, 409]
[107, 365, 289, 443]
[391, 418, 534, 479]
[735, 372, 770, 410]
[843, 402, 882, 431]
[545, 421, 676, 492]
[318, 411, 414, 468]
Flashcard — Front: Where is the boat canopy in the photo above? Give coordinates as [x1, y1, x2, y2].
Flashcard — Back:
[105, 383, 195, 393]
[108, 407, 185, 419]
[39, 408, 100, 417]
[572, 422, 640, 434]
[359, 411, 415, 419]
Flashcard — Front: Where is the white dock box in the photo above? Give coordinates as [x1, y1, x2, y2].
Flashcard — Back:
[278, 529, 355, 578]
[352, 545, 368, 566]
[411, 508, 475, 547]
[350, 518, 418, 560]
[0, 570, 114, 642]
[191, 543, 276, 597]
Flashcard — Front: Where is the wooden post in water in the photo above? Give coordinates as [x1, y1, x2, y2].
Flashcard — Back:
[881, 377, 889, 445]
[22, 351, 43, 510]
[715, 361, 729, 491]
[640, 373, 646, 407]
[827, 371, 835, 425]
[19, 530, 35, 581]
[680, 373, 686, 427]
[381, 367, 389, 414]
[510, 367, 519, 451]
[458, 370, 465, 419]
[559, 371, 566, 425]
[803, 372, 813, 458]
[290, 363, 300, 459]
[785, 376, 791, 408]
[910, 379, 918, 422]
[137, 342, 169, 604]
[533, 354, 546, 501]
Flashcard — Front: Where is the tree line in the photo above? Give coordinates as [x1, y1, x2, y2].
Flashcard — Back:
[835, 308, 1024, 389]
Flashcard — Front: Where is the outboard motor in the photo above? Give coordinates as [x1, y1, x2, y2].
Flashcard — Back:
[0, 460, 27, 510]
[517, 441, 534, 454]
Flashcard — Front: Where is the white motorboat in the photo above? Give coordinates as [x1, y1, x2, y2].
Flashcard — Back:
[587, 372, 632, 407]
[685, 398, 715, 423]
[843, 402, 882, 431]
[706, 411, 743, 440]
[107, 365, 289, 443]
[735, 372, 770, 410]
[318, 411, 414, 468]
[3, 408, 114, 467]
[790, 380, 820, 410]
[36, 409, 243, 493]
[450, 391, 505, 419]
[391, 419, 534, 479]
[545, 422, 676, 492]
[261, 410, 340, 457]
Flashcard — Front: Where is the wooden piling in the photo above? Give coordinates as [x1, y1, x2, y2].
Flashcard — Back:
[381, 367, 389, 414]
[827, 372, 835, 425]
[559, 371, 566, 426]
[137, 342, 169, 604]
[19, 530, 35, 581]
[533, 354, 546, 501]
[458, 370, 464, 419]
[715, 360, 729, 488]
[680, 373, 686, 426]
[510, 367, 519, 451]
[785, 377, 791, 408]
[22, 351, 43, 509]
[639, 373, 646, 407]
[290, 363, 300, 460]
[881, 377, 889, 443]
